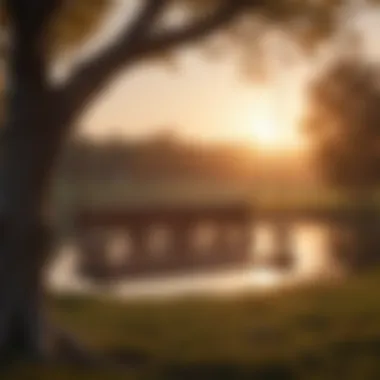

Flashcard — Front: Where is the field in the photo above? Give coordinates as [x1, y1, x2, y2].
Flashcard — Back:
[4, 269, 380, 379]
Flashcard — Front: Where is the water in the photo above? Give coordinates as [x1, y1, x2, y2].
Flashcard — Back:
[47, 221, 347, 300]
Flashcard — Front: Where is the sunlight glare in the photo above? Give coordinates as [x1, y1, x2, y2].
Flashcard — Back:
[238, 87, 306, 151]
[251, 112, 283, 149]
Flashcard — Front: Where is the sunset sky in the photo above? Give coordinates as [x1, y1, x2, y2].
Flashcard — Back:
[76, 1, 379, 150]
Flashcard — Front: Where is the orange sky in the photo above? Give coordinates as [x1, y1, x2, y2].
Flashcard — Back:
[75, 1, 378, 151]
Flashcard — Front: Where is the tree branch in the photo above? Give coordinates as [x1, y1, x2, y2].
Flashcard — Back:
[131, 0, 250, 59]
[60, 0, 168, 122]
[126, 0, 167, 43]
[61, 0, 251, 122]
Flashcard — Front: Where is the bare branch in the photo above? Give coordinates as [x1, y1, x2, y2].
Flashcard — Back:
[60, 0, 168, 121]
[132, 0, 250, 59]
[61, 0, 250, 122]
[126, 0, 167, 42]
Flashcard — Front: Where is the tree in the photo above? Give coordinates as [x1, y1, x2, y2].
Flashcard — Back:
[0, 0, 371, 363]
[303, 58, 380, 269]
[303, 58, 380, 197]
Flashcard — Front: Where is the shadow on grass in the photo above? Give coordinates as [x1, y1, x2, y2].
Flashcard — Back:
[155, 362, 295, 380]
[331, 336, 380, 357]
[105, 346, 154, 368]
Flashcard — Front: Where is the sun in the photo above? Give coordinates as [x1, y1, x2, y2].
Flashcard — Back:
[251, 113, 283, 149]
[236, 88, 306, 151]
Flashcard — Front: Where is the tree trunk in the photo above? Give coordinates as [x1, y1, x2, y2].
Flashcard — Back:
[0, 90, 65, 360]
[0, 10, 67, 358]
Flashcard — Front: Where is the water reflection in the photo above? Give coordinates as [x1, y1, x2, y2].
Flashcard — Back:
[47, 221, 347, 300]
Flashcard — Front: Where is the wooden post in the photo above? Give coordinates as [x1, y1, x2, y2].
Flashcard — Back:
[271, 223, 294, 270]
[170, 221, 192, 271]
[78, 228, 108, 280]
[128, 225, 148, 274]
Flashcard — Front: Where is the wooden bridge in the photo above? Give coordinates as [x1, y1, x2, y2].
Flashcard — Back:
[256, 206, 380, 225]
[74, 202, 256, 282]
[67, 174, 380, 284]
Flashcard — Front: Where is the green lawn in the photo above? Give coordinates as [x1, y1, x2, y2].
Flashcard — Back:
[4, 270, 380, 379]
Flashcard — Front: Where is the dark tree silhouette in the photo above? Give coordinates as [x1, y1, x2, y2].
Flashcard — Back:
[304, 58, 380, 197]
[304, 58, 380, 269]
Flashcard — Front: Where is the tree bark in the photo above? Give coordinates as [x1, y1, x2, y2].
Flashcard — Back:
[0, 0, 65, 360]
[0, 83, 63, 362]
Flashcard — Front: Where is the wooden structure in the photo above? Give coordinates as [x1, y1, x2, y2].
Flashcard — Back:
[253, 222, 295, 271]
[74, 202, 254, 282]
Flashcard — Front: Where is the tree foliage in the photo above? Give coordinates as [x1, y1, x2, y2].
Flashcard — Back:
[303, 58, 380, 191]
[0, 0, 362, 72]
[0, 0, 110, 54]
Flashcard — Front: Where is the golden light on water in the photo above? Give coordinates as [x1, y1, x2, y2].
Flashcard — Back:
[249, 268, 286, 288]
[47, 222, 345, 300]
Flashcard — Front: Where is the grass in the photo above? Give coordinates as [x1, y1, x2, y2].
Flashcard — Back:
[4, 270, 380, 379]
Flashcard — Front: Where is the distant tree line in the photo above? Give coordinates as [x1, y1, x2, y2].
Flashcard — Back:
[56, 132, 313, 189]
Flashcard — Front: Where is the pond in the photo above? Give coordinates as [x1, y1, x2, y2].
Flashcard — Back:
[46, 220, 350, 300]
